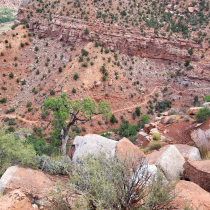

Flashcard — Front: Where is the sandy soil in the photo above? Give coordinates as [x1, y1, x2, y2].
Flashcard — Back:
[0, 22, 14, 34]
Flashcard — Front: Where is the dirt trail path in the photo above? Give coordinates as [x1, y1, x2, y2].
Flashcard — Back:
[112, 85, 163, 114]
[0, 85, 209, 124]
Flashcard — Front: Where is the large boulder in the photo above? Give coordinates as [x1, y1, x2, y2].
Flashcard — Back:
[161, 116, 173, 124]
[72, 134, 118, 163]
[0, 166, 56, 206]
[135, 130, 150, 148]
[0, 189, 34, 210]
[115, 137, 145, 163]
[190, 117, 210, 149]
[147, 144, 201, 164]
[176, 180, 210, 210]
[184, 160, 210, 192]
[188, 7, 195, 13]
[147, 145, 185, 180]
[143, 123, 156, 133]
[173, 144, 201, 161]
[186, 107, 202, 115]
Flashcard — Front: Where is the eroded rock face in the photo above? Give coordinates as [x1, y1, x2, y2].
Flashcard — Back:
[0, 166, 56, 206]
[0, 189, 34, 210]
[186, 107, 202, 115]
[115, 137, 145, 163]
[184, 160, 210, 192]
[72, 134, 118, 163]
[15, 14, 197, 62]
[176, 180, 210, 210]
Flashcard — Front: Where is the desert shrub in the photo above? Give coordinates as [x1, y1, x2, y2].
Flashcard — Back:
[72, 88, 76, 93]
[49, 153, 178, 209]
[82, 127, 86, 132]
[79, 56, 83, 62]
[74, 72, 79, 80]
[168, 108, 176, 115]
[110, 114, 118, 124]
[105, 49, 109, 53]
[136, 107, 141, 116]
[35, 46, 39, 51]
[7, 126, 15, 133]
[26, 134, 48, 155]
[155, 100, 172, 113]
[0, 98, 7, 103]
[27, 101, 32, 107]
[0, 127, 37, 175]
[9, 72, 14, 78]
[199, 146, 210, 160]
[152, 132, 161, 140]
[196, 106, 210, 122]
[119, 120, 139, 137]
[50, 90, 55, 95]
[82, 62, 88, 67]
[148, 141, 162, 151]
[5, 107, 15, 114]
[58, 67, 62, 72]
[81, 49, 89, 56]
[36, 155, 72, 175]
[8, 118, 16, 125]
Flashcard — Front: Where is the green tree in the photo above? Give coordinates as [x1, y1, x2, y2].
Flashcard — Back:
[0, 127, 36, 175]
[203, 95, 210, 102]
[84, 27, 89, 35]
[141, 115, 149, 125]
[43, 93, 111, 155]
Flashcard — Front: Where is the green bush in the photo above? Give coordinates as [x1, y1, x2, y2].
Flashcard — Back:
[203, 95, 210, 102]
[9, 72, 14, 78]
[74, 72, 79, 80]
[152, 132, 161, 140]
[148, 141, 162, 151]
[81, 49, 89, 56]
[196, 107, 210, 122]
[36, 155, 72, 175]
[141, 115, 149, 125]
[49, 153, 178, 209]
[110, 114, 118, 124]
[0, 127, 37, 175]
[26, 134, 48, 155]
[72, 88, 76, 93]
[0, 98, 7, 103]
[155, 100, 172, 113]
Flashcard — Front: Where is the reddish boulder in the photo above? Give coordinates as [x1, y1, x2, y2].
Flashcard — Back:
[161, 116, 173, 124]
[143, 123, 156, 133]
[188, 7, 194, 13]
[0, 166, 56, 206]
[0, 189, 34, 210]
[186, 107, 202, 115]
[176, 180, 210, 210]
[116, 137, 145, 163]
[184, 160, 210, 192]
[135, 131, 150, 147]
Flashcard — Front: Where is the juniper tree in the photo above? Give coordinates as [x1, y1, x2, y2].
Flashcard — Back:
[43, 93, 111, 155]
